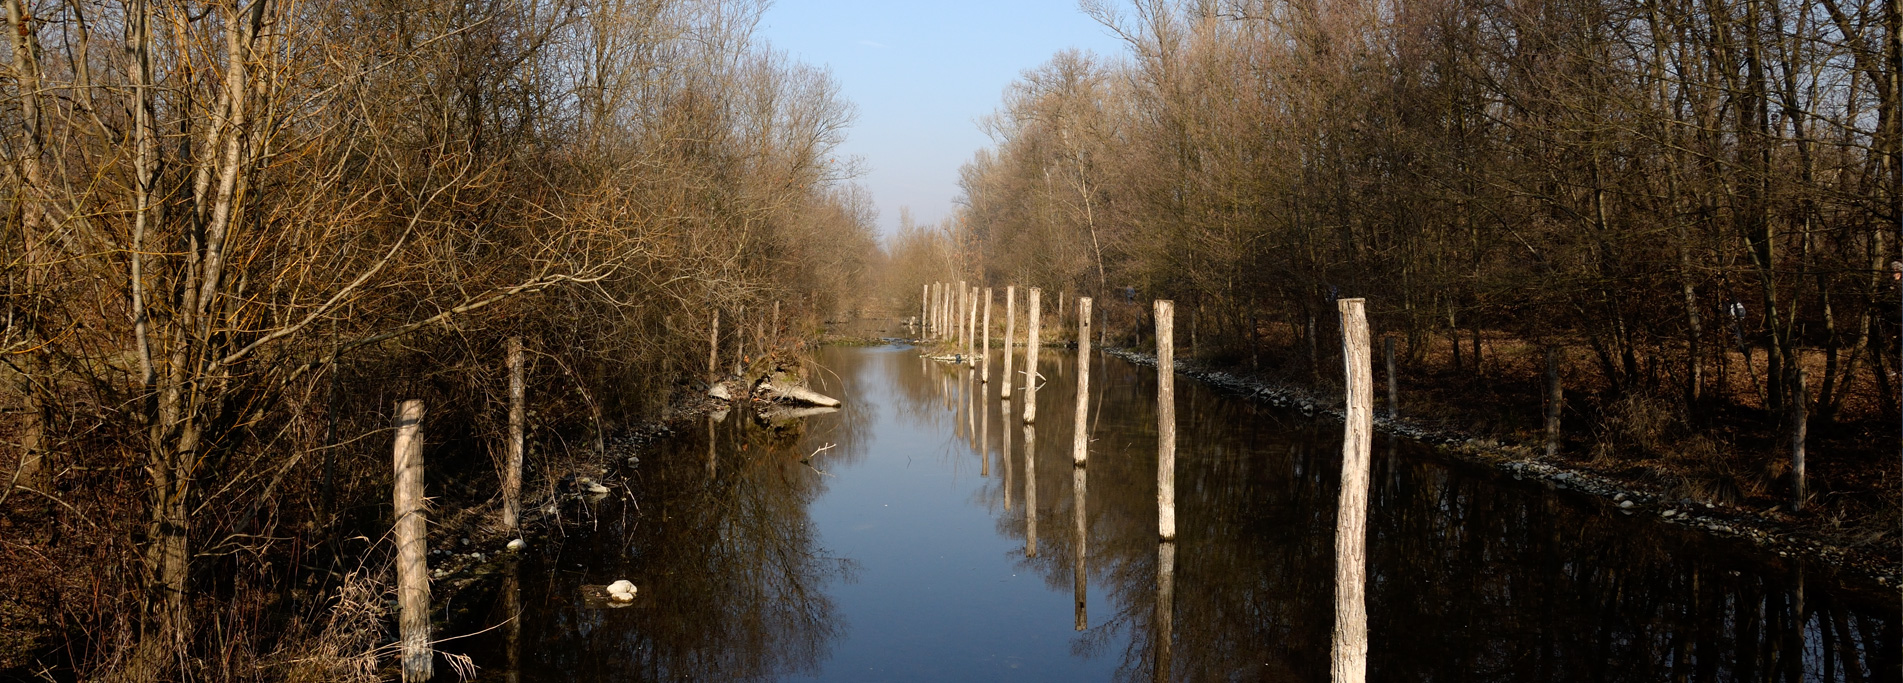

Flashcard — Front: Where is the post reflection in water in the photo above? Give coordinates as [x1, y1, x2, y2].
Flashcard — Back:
[980, 382, 990, 477]
[445, 342, 1899, 682]
[1001, 398, 1014, 510]
[1024, 422, 1038, 558]
[1073, 464, 1088, 632]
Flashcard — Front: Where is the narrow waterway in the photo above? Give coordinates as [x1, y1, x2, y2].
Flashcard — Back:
[448, 337, 1899, 682]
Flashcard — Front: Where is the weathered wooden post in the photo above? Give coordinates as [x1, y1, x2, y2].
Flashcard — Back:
[1024, 423, 1038, 557]
[503, 338, 526, 530]
[1003, 286, 1017, 399]
[982, 288, 993, 383]
[1153, 539, 1175, 683]
[921, 284, 929, 338]
[1544, 347, 1562, 458]
[1156, 300, 1176, 542]
[1332, 297, 1372, 683]
[1073, 298, 1094, 466]
[392, 400, 432, 682]
[958, 281, 968, 350]
[1073, 463, 1088, 631]
[1384, 336, 1399, 419]
[1792, 367, 1808, 511]
[1024, 288, 1043, 424]
[967, 286, 979, 366]
[709, 309, 721, 379]
[771, 301, 780, 348]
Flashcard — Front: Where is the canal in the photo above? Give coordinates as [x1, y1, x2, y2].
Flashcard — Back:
[447, 339, 1898, 681]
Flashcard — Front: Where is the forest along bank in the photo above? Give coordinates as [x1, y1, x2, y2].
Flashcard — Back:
[442, 342, 1894, 682]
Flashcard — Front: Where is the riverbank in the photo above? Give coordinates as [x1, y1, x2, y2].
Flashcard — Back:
[1100, 347, 1901, 596]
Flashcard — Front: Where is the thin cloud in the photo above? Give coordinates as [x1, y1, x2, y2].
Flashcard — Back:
[857, 39, 888, 49]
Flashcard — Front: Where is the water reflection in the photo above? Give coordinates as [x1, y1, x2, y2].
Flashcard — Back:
[449, 343, 1899, 682]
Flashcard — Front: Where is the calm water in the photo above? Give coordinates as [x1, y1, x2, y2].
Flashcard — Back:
[448, 339, 1900, 682]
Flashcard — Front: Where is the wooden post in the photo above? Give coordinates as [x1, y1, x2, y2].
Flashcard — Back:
[1003, 286, 1017, 399]
[1073, 464, 1088, 631]
[967, 285, 979, 366]
[958, 281, 968, 350]
[1153, 539, 1175, 683]
[1332, 298, 1372, 683]
[392, 400, 432, 682]
[503, 338, 526, 530]
[921, 284, 929, 338]
[983, 288, 993, 383]
[1024, 288, 1043, 424]
[1156, 301, 1176, 542]
[771, 301, 780, 348]
[1073, 298, 1094, 466]
[1792, 367, 1808, 511]
[1024, 423, 1038, 557]
[1384, 336, 1399, 419]
[1545, 347, 1562, 458]
[709, 309, 720, 379]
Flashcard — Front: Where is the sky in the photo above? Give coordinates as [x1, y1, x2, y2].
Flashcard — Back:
[757, 0, 1129, 236]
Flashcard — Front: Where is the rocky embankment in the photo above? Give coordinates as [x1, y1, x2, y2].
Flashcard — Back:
[1104, 348, 1899, 595]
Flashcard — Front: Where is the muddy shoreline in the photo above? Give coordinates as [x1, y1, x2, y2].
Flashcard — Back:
[1102, 346, 1901, 599]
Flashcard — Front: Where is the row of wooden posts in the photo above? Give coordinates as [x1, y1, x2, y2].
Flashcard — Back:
[923, 281, 1377, 681]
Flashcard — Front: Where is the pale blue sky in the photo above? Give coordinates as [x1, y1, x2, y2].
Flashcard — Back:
[758, 0, 1127, 235]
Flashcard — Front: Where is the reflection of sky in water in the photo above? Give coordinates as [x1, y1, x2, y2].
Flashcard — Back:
[452, 327, 1899, 682]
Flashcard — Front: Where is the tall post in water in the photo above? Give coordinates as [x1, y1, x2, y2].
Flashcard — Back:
[1003, 287, 1017, 399]
[921, 285, 929, 337]
[1024, 288, 1043, 424]
[1545, 347, 1563, 458]
[1073, 297, 1094, 466]
[1384, 336, 1399, 418]
[1156, 300, 1176, 542]
[1792, 367, 1808, 511]
[983, 288, 993, 382]
[967, 286, 979, 366]
[709, 309, 720, 379]
[1332, 298, 1373, 683]
[392, 400, 432, 682]
[503, 338, 526, 531]
[957, 281, 968, 351]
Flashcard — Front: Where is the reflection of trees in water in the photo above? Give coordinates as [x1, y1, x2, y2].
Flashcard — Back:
[459, 347, 887, 681]
[996, 353, 1898, 682]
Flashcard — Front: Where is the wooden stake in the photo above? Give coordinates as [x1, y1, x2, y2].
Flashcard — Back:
[1332, 298, 1372, 683]
[921, 284, 929, 337]
[1156, 300, 1176, 542]
[1384, 336, 1399, 419]
[1024, 423, 1038, 557]
[957, 281, 968, 351]
[709, 309, 720, 379]
[1073, 297, 1094, 466]
[1024, 288, 1043, 424]
[392, 400, 432, 682]
[967, 285, 979, 366]
[1792, 367, 1808, 511]
[503, 338, 525, 530]
[983, 288, 993, 382]
[1545, 347, 1562, 458]
[1003, 286, 1016, 399]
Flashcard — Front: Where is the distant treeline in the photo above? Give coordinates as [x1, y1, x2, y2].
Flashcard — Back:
[0, 0, 877, 679]
[889, 0, 1899, 532]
